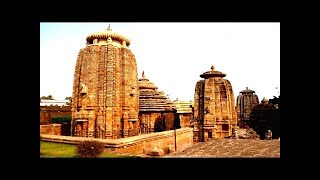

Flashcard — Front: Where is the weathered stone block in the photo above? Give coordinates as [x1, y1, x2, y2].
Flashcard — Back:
[164, 144, 175, 154]
[148, 147, 164, 156]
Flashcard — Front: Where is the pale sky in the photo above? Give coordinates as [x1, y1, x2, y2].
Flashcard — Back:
[40, 22, 280, 102]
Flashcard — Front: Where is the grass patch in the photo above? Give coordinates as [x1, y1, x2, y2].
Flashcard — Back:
[40, 142, 140, 158]
[40, 142, 77, 158]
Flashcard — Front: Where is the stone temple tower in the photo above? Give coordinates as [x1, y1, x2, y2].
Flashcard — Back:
[193, 65, 237, 141]
[71, 25, 139, 139]
[236, 87, 259, 128]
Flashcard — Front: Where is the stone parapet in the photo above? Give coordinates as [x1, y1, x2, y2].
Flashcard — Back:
[41, 127, 193, 154]
[40, 124, 61, 135]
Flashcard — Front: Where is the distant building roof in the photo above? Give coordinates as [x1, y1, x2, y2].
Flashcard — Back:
[240, 87, 255, 94]
[40, 99, 69, 106]
[173, 100, 194, 113]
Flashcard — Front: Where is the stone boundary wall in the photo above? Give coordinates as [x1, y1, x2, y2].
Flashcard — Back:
[40, 124, 61, 135]
[40, 106, 72, 125]
[41, 127, 193, 154]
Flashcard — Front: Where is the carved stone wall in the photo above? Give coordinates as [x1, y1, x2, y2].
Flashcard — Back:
[139, 112, 176, 133]
[178, 114, 194, 128]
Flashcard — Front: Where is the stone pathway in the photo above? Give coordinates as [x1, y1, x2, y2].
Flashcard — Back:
[163, 139, 280, 158]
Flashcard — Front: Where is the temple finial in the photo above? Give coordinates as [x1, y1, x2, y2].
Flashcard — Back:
[142, 71, 145, 78]
[107, 24, 112, 31]
[246, 87, 248, 90]
[211, 65, 215, 71]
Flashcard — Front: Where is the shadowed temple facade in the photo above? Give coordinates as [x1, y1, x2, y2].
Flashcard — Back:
[236, 87, 259, 128]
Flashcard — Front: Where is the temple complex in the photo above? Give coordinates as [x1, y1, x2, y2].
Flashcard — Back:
[173, 99, 194, 128]
[71, 25, 139, 139]
[236, 87, 259, 128]
[138, 72, 176, 133]
[193, 66, 237, 141]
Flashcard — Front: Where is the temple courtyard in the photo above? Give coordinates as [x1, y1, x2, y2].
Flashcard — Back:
[161, 139, 280, 158]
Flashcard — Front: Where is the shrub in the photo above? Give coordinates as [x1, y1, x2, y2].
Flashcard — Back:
[52, 116, 72, 124]
[77, 141, 105, 158]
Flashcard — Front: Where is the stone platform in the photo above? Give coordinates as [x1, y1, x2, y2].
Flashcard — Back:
[163, 139, 280, 158]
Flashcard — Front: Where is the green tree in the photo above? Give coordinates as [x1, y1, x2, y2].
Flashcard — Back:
[52, 116, 72, 124]
[65, 96, 72, 105]
[41, 95, 54, 100]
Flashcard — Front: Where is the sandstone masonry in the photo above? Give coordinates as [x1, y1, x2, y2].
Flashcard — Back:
[193, 66, 237, 141]
[71, 26, 139, 139]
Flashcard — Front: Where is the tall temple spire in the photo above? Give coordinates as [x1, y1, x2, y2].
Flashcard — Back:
[107, 24, 112, 31]
[72, 26, 138, 139]
[194, 65, 237, 140]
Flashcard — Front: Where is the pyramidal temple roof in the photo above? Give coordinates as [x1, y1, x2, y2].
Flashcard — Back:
[138, 72, 175, 112]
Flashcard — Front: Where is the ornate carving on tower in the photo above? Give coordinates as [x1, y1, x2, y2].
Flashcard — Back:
[71, 25, 139, 139]
[193, 65, 237, 141]
[107, 37, 112, 43]
[236, 87, 259, 128]
[80, 83, 88, 95]
[122, 41, 127, 48]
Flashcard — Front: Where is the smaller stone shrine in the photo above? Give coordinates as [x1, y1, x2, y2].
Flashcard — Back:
[138, 72, 177, 133]
[173, 99, 194, 128]
[193, 65, 237, 141]
[236, 87, 259, 128]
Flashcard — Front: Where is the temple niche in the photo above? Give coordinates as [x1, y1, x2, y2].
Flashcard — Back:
[138, 72, 177, 134]
[236, 87, 259, 128]
[173, 99, 194, 128]
[71, 25, 139, 139]
[193, 66, 237, 142]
